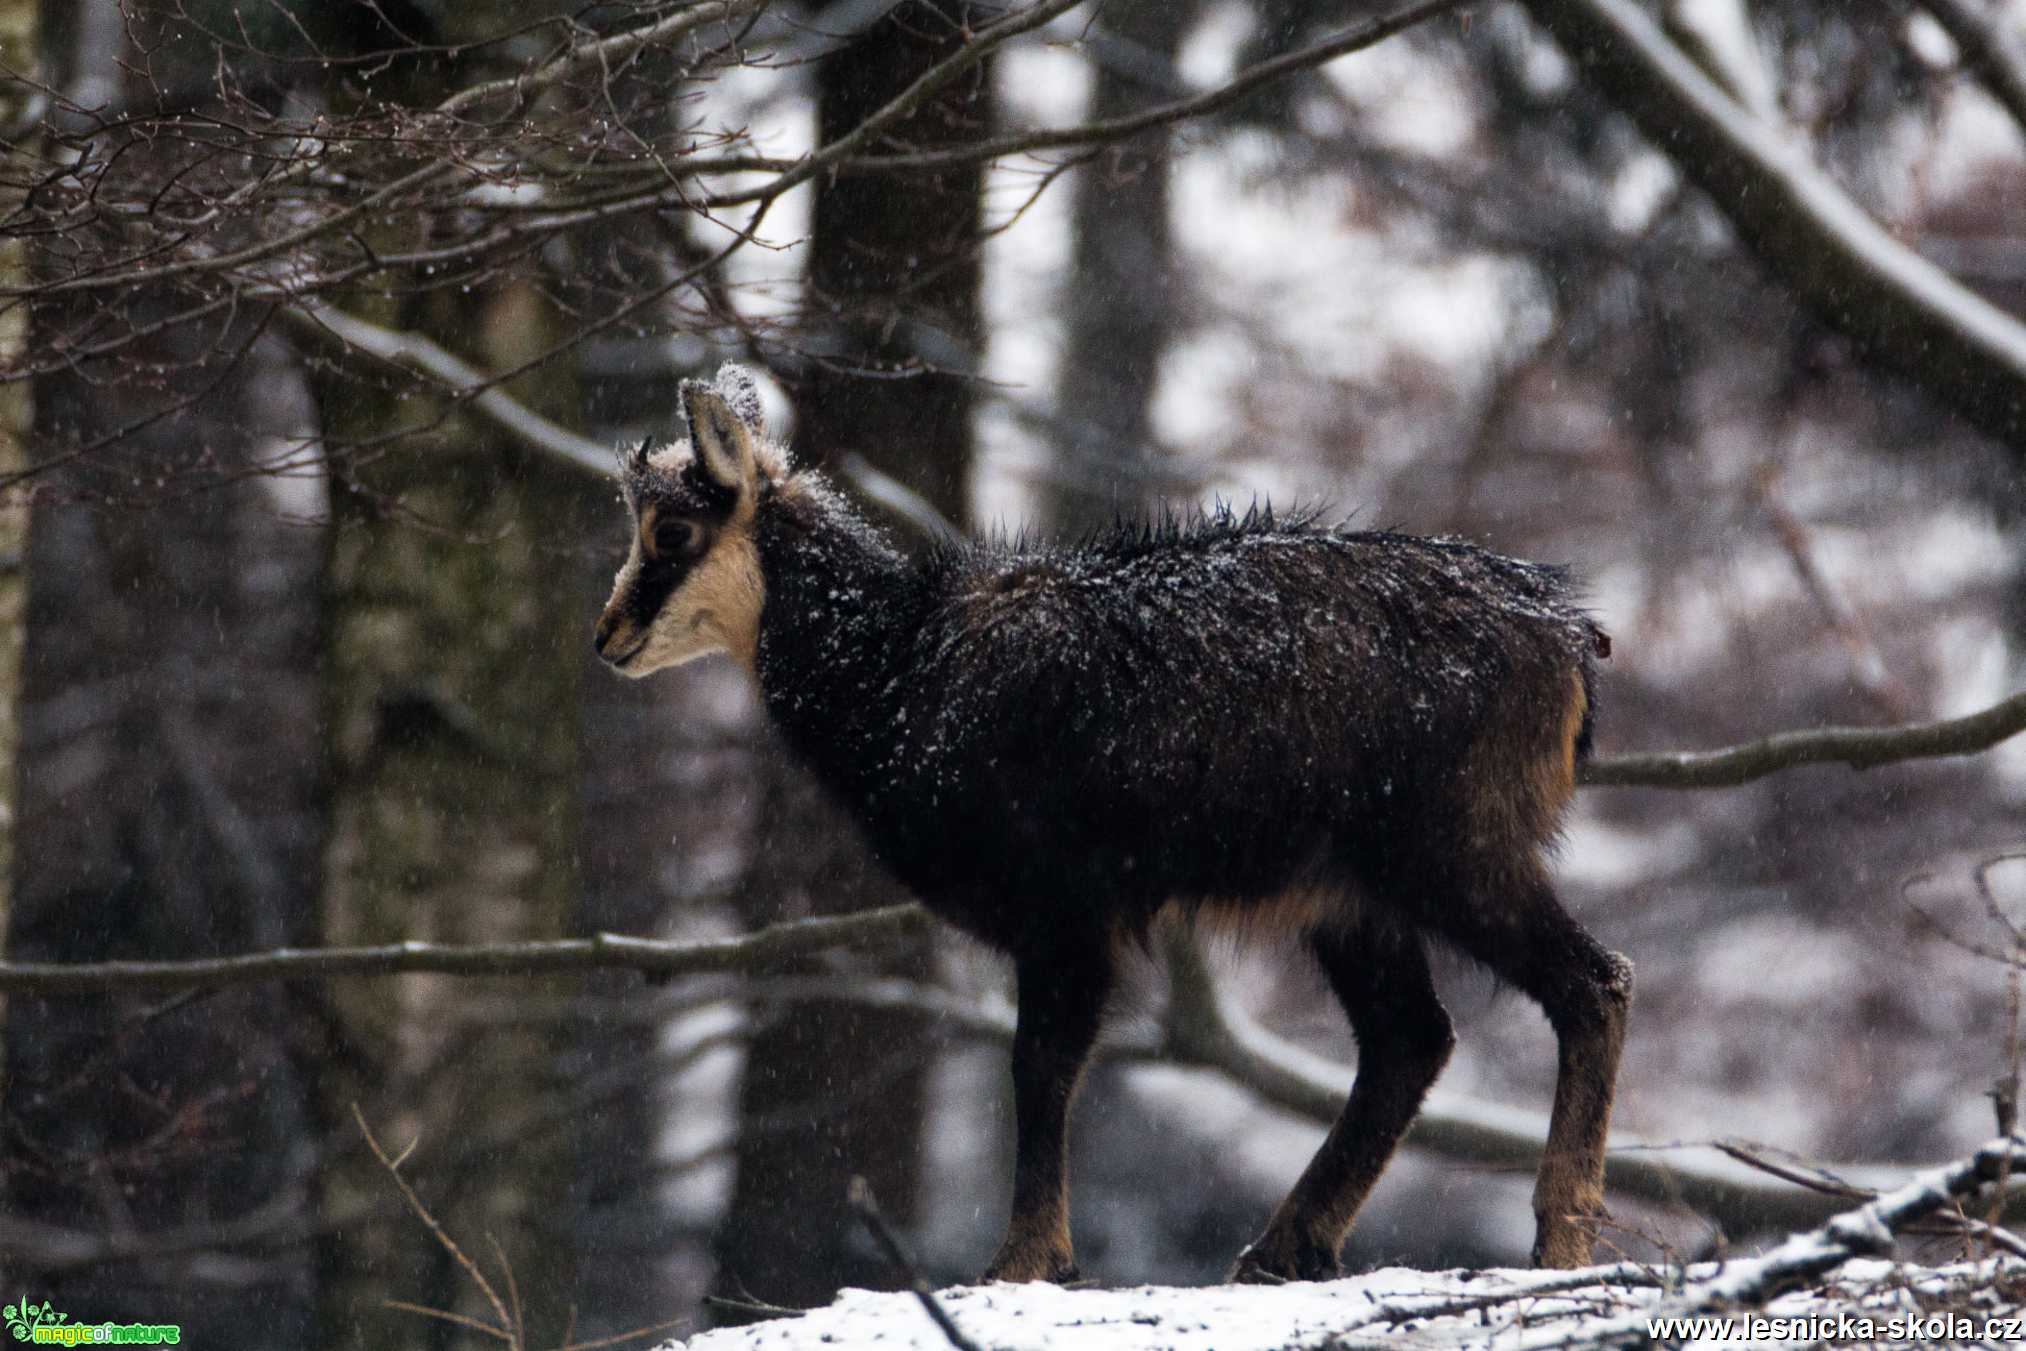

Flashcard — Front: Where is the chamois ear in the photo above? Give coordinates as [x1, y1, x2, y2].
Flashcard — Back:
[680, 377, 756, 496]
[714, 364, 766, 437]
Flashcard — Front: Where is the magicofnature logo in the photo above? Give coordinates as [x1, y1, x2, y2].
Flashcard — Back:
[4, 1298, 179, 1345]
[3, 1299, 63, 1342]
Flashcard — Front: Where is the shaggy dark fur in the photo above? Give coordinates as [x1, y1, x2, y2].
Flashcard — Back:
[752, 487, 1601, 950]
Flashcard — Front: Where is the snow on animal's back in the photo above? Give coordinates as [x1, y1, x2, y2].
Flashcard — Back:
[906, 511, 1594, 766]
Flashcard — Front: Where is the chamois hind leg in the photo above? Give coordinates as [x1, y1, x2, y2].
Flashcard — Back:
[1232, 918, 1454, 1284]
[1432, 861, 1632, 1269]
[982, 936, 1115, 1284]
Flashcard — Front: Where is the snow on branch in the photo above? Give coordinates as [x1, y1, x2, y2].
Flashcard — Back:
[1521, 0, 2026, 451]
[1508, 1135, 2026, 1351]
[287, 304, 966, 542]
[283, 304, 613, 476]
[1922, 0, 2026, 139]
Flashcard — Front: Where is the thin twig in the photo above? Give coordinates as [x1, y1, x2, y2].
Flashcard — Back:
[1940, 1210, 2026, 1260]
[438, 0, 769, 119]
[846, 1177, 987, 1351]
[353, 1105, 519, 1347]
[701, 1277, 810, 1322]
[383, 1299, 513, 1342]
[1753, 464, 1914, 720]
[1712, 1141, 1876, 1200]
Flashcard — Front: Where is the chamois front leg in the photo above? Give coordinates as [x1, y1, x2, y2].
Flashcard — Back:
[983, 940, 1114, 1284]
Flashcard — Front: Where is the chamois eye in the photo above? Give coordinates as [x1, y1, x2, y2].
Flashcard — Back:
[653, 519, 696, 558]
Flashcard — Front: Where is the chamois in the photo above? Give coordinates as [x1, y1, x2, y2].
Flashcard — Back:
[594, 365, 1632, 1284]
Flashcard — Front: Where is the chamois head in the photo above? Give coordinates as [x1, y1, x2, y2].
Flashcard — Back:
[593, 365, 781, 676]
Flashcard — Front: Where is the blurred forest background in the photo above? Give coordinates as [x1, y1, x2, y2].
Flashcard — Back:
[1, 0, 2025, 1347]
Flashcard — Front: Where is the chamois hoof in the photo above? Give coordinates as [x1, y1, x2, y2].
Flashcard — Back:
[1229, 1238, 1343, 1285]
[981, 1251, 1079, 1285]
[1529, 1210, 1607, 1269]
[1530, 1232, 1600, 1270]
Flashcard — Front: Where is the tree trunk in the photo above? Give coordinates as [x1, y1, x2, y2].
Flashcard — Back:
[0, 0, 38, 1080]
[310, 270, 591, 1348]
[799, 1, 991, 525]
[0, 5, 323, 1338]
[1041, 0, 1191, 537]
[308, 10, 589, 1339]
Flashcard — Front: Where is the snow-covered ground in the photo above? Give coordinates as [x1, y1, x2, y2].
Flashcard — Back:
[663, 1257, 2026, 1350]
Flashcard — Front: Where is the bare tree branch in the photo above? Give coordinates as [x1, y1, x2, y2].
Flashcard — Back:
[18, 151, 457, 301]
[352, 1106, 517, 1347]
[0, 0, 1465, 326]
[831, 0, 1470, 173]
[437, 0, 770, 120]
[1521, 0, 2026, 452]
[742, 0, 1085, 200]
[1752, 466, 1915, 721]
[0, 903, 932, 994]
[283, 301, 969, 547]
[10, 0, 769, 300]
[483, 0, 1467, 184]
[1663, 0, 1778, 120]
[1582, 688, 2026, 788]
